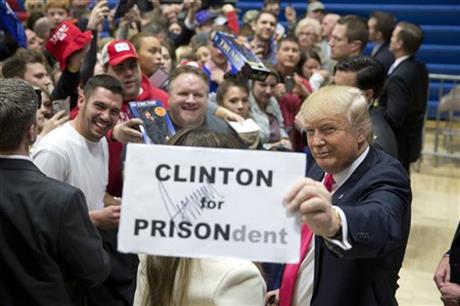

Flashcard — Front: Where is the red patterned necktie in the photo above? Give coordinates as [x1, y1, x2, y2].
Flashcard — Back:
[323, 173, 335, 192]
[279, 173, 335, 305]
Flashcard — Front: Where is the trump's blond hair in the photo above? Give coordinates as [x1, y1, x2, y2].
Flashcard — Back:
[298, 85, 373, 143]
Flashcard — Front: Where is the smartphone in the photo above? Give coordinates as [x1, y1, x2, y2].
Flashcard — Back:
[114, 0, 135, 18]
[52, 97, 70, 115]
[149, 68, 170, 89]
[285, 75, 295, 93]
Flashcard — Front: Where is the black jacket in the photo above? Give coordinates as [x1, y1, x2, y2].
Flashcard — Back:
[379, 55, 429, 166]
[0, 158, 110, 305]
[308, 147, 411, 306]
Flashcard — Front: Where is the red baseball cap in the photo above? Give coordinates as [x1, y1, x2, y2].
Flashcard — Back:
[101, 40, 138, 66]
[45, 21, 92, 71]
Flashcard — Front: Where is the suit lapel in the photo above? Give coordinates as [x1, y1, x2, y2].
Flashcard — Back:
[306, 162, 324, 181]
[308, 148, 378, 302]
[331, 147, 377, 205]
[390, 55, 414, 76]
[371, 43, 383, 57]
[306, 148, 378, 206]
[306, 162, 324, 300]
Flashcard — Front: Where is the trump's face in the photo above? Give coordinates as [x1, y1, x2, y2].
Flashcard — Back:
[304, 114, 363, 174]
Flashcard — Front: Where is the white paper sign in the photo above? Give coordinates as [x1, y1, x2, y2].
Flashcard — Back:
[118, 144, 306, 263]
[228, 118, 261, 133]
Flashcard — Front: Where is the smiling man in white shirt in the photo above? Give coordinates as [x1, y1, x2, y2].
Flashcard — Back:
[33, 74, 124, 228]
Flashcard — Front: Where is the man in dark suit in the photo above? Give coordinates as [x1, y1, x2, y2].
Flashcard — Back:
[379, 21, 429, 173]
[334, 55, 398, 158]
[434, 222, 460, 305]
[368, 11, 396, 73]
[0, 78, 110, 305]
[284, 85, 411, 306]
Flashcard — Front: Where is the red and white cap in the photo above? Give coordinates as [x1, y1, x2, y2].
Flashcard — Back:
[101, 40, 138, 66]
[45, 21, 92, 71]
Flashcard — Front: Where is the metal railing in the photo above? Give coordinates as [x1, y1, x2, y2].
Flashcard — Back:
[421, 73, 460, 164]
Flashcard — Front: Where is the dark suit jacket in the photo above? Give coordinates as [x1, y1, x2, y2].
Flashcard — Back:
[371, 42, 395, 73]
[379, 55, 429, 166]
[308, 146, 411, 306]
[450, 222, 460, 283]
[0, 158, 110, 306]
[370, 106, 398, 158]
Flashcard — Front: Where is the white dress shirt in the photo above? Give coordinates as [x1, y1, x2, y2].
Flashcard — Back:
[387, 55, 410, 75]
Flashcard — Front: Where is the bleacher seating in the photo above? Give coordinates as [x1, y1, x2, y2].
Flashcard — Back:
[8, 0, 458, 118]
[236, 0, 460, 118]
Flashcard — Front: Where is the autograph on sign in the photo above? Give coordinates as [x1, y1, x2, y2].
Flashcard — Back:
[118, 144, 305, 263]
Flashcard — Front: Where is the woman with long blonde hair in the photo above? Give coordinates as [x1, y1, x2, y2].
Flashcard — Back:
[134, 128, 266, 306]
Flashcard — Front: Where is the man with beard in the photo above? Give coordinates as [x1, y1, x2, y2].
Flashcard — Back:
[32, 74, 134, 305]
[33, 74, 124, 229]
[69, 40, 168, 305]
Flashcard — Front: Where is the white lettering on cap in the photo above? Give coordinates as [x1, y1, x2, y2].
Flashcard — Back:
[50, 24, 69, 44]
[114, 42, 130, 52]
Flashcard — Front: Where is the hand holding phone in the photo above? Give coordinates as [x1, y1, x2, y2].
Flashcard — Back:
[285, 75, 294, 93]
[114, 0, 135, 19]
[52, 97, 70, 116]
[87, 0, 110, 30]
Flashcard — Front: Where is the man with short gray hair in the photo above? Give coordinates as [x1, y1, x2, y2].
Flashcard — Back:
[319, 13, 340, 71]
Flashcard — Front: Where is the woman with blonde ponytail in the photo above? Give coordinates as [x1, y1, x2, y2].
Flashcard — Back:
[133, 128, 266, 306]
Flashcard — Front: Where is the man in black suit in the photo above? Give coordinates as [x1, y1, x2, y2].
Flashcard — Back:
[333, 55, 398, 158]
[368, 11, 396, 73]
[285, 85, 411, 306]
[434, 222, 460, 306]
[0, 78, 110, 305]
[379, 21, 429, 173]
